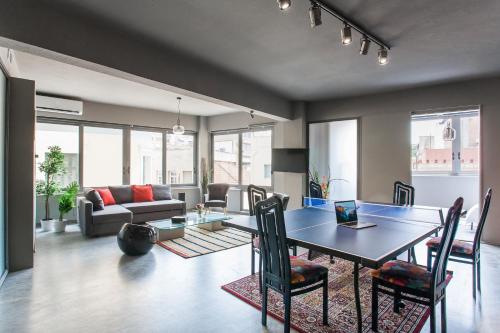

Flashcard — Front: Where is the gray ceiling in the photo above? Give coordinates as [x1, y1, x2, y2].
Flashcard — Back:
[40, 0, 500, 100]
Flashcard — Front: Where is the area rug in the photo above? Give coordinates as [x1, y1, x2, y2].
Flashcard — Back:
[222, 254, 433, 333]
[157, 226, 251, 258]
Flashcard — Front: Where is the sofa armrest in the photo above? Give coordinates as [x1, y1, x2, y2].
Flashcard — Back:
[78, 198, 93, 236]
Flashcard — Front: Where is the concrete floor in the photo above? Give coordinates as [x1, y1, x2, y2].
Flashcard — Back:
[0, 222, 499, 333]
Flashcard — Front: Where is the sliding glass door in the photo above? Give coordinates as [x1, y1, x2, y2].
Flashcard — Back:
[309, 119, 358, 200]
[0, 68, 7, 282]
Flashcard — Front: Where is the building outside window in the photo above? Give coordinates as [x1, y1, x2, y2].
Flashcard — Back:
[166, 133, 195, 185]
[130, 130, 163, 184]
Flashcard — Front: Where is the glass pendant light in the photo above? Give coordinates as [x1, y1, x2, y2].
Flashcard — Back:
[442, 119, 456, 141]
[172, 97, 185, 135]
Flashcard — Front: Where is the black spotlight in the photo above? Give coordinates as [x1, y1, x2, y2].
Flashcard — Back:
[359, 36, 370, 55]
[378, 47, 389, 65]
[277, 0, 291, 10]
[309, 2, 322, 28]
[250, 110, 255, 119]
[341, 23, 352, 45]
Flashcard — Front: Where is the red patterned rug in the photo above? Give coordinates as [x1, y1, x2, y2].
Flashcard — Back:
[222, 254, 433, 333]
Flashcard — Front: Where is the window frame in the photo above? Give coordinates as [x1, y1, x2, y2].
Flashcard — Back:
[411, 109, 480, 176]
[36, 117, 198, 189]
[210, 127, 274, 211]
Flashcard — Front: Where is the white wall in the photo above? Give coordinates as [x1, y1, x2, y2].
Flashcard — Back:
[412, 175, 479, 211]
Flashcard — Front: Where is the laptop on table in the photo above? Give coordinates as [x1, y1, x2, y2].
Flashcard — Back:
[334, 200, 377, 229]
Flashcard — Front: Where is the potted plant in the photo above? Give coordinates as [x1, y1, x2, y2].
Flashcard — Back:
[36, 146, 66, 231]
[54, 181, 79, 233]
[200, 158, 211, 203]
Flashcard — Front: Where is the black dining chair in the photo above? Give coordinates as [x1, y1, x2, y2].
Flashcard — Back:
[371, 197, 463, 333]
[309, 180, 323, 199]
[307, 181, 334, 263]
[393, 181, 418, 264]
[426, 188, 492, 299]
[248, 185, 295, 292]
[256, 196, 329, 333]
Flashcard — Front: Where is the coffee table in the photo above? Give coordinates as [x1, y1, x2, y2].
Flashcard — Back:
[146, 213, 232, 241]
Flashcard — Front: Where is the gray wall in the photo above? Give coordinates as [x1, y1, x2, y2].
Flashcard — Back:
[0, 0, 292, 120]
[39, 101, 198, 131]
[7, 77, 35, 271]
[308, 77, 500, 245]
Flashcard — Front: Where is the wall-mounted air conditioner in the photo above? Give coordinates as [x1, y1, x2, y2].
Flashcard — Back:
[36, 94, 83, 116]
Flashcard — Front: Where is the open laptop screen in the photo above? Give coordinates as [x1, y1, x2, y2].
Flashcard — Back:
[334, 200, 358, 223]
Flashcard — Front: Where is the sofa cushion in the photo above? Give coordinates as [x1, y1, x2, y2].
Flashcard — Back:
[132, 184, 154, 202]
[92, 205, 132, 224]
[109, 186, 133, 204]
[151, 184, 172, 201]
[96, 188, 116, 206]
[85, 189, 104, 211]
[121, 199, 184, 214]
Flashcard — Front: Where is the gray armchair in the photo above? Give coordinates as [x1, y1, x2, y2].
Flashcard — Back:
[204, 183, 230, 214]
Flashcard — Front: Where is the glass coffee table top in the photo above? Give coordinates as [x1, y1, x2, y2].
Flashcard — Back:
[147, 213, 232, 230]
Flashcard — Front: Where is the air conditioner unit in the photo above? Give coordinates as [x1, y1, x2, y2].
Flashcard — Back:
[36, 94, 83, 116]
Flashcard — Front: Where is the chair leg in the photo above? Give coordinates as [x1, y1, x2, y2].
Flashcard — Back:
[371, 279, 379, 332]
[258, 255, 263, 294]
[261, 285, 268, 326]
[430, 303, 436, 333]
[284, 292, 291, 333]
[394, 290, 401, 314]
[441, 294, 447, 333]
[292, 245, 297, 256]
[472, 260, 477, 299]
[427, 248, 433, 271]
[330, 255, 335, 264]
[251, 240, 255, 275]
[322, 277, 328, 326]
[477, 257, 481, 292]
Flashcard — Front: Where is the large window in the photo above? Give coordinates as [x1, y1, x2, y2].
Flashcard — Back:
[242, 130, 272, 186]
[411, 111, 479, 174]
[83, 127, 123, 186]
[131, 130, 163, 184]
[213, 133, 240, 184]
[166, 133, 195, 185]
[212, 128, 273, 211]
[36, 123, 79, 187]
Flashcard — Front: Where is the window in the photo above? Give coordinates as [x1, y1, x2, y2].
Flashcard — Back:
[411, 110, 479, 174]
[241, 130, 272, 186]
[83, 126, 123, 186]
[213, 133, 240, 184]
[166, 133, 195, 185]
[35, 123, 79, 187]
[130, 130, 162, 184]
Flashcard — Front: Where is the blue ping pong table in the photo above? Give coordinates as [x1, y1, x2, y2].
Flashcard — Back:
[223, 197, 444, 333]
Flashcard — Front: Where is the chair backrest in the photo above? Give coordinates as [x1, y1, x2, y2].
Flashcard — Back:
[247, 184, 267, 216]
[393, 181, 415, 206]
[207, 183, 230, 201]
[255, 196, 291, 292]
[273, 192, 290, 211]
[473, 188, 492, 253]
[309, 181, 323, 199]
[431, 197, 463, 292]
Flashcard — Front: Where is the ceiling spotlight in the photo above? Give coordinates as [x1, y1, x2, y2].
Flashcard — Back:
[249, 110, 255, 119]
[277, 0, 291, 10]
[359, 36, 371, 55]
[378, 47, 389, 65]
[341, 23, 352, 45]
[309, 2, 322, 28]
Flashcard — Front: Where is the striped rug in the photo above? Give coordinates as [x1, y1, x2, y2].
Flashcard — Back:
[157, 226, 252, 258]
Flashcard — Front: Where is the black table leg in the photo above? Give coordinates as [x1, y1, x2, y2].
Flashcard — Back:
[354, 262, 362, 333]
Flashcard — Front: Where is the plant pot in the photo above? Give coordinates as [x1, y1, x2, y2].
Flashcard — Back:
[40, 219, 54, 232]
[52, 219, 66, 233]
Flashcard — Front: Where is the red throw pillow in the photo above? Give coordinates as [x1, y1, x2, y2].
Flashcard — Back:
[132, 185, 154, 202]
[96, 188, 116, 206]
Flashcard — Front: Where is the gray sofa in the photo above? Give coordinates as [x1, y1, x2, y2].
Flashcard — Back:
[78, 185, 186, 237]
